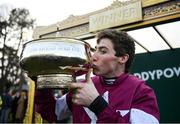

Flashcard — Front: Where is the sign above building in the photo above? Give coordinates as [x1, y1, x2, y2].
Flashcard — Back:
[89, 0, 143, 32]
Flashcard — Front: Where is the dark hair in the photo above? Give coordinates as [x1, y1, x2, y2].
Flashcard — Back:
[96, 29, 135, 72]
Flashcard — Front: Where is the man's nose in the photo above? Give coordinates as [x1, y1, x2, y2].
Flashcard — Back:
[91, 52, 98, 62]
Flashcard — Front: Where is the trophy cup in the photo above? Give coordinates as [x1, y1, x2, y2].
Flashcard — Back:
[19, 37, 91, 89]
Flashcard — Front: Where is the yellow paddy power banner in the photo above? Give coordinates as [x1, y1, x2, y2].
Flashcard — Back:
[131, 48, 180, 123]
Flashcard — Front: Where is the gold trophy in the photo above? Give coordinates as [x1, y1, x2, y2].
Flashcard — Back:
[20, 37, 91, 89]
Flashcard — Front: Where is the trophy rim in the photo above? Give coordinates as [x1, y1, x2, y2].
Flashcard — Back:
[23, 37, 91, 48]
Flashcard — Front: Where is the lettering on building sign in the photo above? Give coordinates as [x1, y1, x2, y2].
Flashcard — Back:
[133, 66, 180, 81]
[89, 1, 142, 32]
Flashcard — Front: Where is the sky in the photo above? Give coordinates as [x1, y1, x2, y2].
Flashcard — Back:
[0, 0, 115, 26]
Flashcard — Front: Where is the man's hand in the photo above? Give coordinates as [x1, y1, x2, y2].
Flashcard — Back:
[69, 69, 99, 107]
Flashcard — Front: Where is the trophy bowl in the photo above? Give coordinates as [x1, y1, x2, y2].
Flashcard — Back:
[20, 37, 91, 89]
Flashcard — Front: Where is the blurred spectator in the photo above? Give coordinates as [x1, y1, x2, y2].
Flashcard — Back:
[15, 90, 28, 123]
[11, 90, 20, 122]
[0, 90, 13, 123]
[0, 96, 2, 119]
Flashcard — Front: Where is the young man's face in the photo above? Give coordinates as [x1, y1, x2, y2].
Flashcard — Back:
[91, 38, 123, 78]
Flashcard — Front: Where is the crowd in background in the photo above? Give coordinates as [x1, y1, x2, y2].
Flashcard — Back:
[0, 89, 28, 123]
[0, 87, 70, 123]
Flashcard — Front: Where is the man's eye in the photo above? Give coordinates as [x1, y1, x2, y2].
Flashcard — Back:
[100, 50, 107, 54]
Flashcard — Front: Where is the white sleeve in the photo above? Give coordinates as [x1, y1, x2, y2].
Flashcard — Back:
[130, 108, 159, 124]
[55, 94, 72, 120]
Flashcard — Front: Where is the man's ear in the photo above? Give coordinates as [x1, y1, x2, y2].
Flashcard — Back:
[118, 54, 129, 64]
